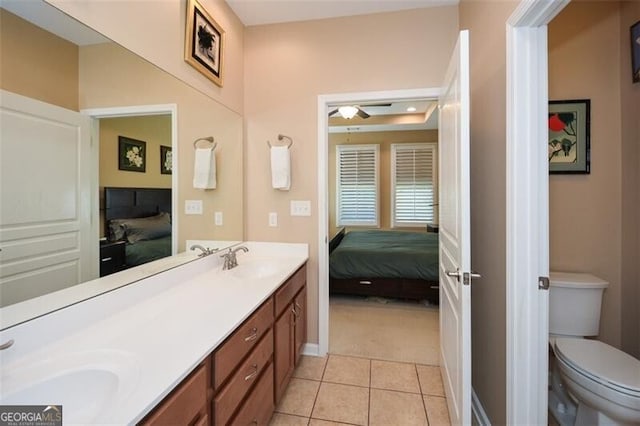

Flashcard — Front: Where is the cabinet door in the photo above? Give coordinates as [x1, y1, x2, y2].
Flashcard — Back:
[274, 307, 295, 403]
[294, 286, 307, 364]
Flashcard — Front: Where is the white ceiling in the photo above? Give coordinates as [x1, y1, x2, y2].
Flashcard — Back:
[225, 0, 459, 26]
[328, 100, 439, 133]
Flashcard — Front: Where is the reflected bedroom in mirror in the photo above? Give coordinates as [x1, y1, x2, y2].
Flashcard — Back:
[0, 0, 243, 329]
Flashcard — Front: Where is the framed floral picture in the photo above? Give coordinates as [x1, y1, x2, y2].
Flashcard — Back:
[631, 20, 640, 83]
[548, 99, 590, 174]
[184, 0, 224, 87]
[160, 145, 172, 175]
[118, 136, 146, 173]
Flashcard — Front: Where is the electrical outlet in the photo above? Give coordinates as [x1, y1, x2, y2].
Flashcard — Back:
[290, 200, 311, 216]
[185, 200, 203, 215]
[269, 212, 278, 227]
[214, 211, 223, 226]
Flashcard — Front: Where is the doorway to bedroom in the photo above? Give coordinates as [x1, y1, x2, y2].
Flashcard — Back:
[320, 91, 441, 366]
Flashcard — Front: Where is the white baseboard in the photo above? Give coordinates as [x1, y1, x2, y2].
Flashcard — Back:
[302, 343, 320, 356]
[472, 388, 491, 426]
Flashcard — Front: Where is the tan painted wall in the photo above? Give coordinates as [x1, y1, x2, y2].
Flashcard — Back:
[99, 115, 172, 188]
[80, 43, 243, 250]
[548, 1, 623, 348]
[328, 130, 438, 236]
[244, 7, 459, 345]
[0, 9, 78, 110]
[620, 0, 640, 359]
[459, 1, 519, 424]
[45, 0, 244, 114]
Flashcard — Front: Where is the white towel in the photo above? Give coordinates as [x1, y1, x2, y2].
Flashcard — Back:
[193, 147, 216, 189]
[270, 146, 290, 190]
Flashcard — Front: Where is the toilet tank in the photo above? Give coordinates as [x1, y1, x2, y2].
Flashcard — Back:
[549, 272, 609, 337]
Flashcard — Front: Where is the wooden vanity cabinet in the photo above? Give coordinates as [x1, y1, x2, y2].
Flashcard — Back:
[274, 264, 307, 403]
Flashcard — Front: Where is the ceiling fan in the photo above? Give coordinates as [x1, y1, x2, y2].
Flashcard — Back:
[328, 103, 392, 119]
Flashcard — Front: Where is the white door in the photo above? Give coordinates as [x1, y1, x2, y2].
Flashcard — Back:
[438, 30, 473, 426]
[0, 90, 95, 307]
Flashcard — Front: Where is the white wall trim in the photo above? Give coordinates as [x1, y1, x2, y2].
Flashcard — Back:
[472, 388, 491, 426]
[505, 1, 568, 424]
[317, 88, 442, 356]
[81, 104, 179, 255]
[302, 343, 320, 357]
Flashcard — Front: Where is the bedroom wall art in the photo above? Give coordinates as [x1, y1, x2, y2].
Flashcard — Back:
[184, 0, 225, 87]
[631, 20, 640, 83]
[118, 136, 146, 172]
[161, 145, 172, 175]
[548, 99, 591, 174]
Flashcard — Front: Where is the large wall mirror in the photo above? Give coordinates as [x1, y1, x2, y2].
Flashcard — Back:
[0, 0, 244, 330]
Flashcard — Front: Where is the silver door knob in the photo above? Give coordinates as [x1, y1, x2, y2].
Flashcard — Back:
[446, 270, 462, 280]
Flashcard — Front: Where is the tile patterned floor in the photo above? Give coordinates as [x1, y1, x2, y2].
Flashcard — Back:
[270, 354, 451, 426]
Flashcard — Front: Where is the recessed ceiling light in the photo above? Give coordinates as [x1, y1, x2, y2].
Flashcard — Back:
[406, 106, 417, 112]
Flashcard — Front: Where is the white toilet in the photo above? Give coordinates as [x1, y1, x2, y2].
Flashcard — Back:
[549, 272, 640, 426]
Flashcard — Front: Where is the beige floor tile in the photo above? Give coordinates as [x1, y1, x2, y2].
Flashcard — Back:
[323, 355, 370, 387]
[308, 420, 353, 426]
[311, 382, 369, 425]
[370, 360, 421, 393]
[424, 395, 451, 426]
[416, 364, 445, 396]
[276, 378, 320, 417]
[369, 389, 428, 426]
[269, 413, 310, 426]
[293, 355, 328, 381]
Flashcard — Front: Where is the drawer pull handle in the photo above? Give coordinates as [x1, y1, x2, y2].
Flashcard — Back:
[250, 420, 258, 425]
[101, 257, 113, 262]
[295, 301, 303, 313]
[244, 364, 258, 381]
[359, 280, 372, 285]
[244, 327, 258, 342]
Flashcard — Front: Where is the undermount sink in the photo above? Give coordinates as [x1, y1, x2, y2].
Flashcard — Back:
[227, 259, 282, 280]
[0, 350, 139, 424]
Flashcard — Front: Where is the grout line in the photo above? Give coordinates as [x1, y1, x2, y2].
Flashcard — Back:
[367, 358, 372, 426]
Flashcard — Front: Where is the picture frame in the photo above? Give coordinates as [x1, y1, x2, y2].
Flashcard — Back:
[548, 99, 590, 175]
[184, 0, 225, 87]
[118, 136, 146, 173]
[631, 20, 640, 83]
[160, 145, 172, 175]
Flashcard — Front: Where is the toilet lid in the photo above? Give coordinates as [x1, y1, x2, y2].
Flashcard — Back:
[554, 338, 640, 395]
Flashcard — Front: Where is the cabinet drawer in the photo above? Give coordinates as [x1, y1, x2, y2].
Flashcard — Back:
[214, 329, 273, 426]
[214, 297, 274, 389]
[229, 362, 274, 426]
[275, 264, 306, 317]
[141, 362, 208, 425]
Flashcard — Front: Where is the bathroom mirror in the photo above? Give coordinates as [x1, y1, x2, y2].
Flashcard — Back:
[0, 1, 244, 330]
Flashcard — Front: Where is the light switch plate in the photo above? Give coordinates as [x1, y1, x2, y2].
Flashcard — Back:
[185, 200, 203, 215]
[214, 211, 223, 226]
[269, 212, 278, 227]
[290, 200, 311, 216]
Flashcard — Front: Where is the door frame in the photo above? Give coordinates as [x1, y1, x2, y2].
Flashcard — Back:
[316, 88, 442, 356]
[505, 0, 569, 423]
[81, 104, 179, 255]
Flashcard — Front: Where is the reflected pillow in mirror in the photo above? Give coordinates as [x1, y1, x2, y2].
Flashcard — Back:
[122, 212, 171, 244]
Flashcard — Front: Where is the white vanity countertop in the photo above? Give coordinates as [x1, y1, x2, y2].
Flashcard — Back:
[0, 241, 308, 425]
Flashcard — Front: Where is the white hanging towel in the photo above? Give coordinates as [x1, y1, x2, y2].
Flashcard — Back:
[270, 146, 290, 190]
[193, 147, 216, 189]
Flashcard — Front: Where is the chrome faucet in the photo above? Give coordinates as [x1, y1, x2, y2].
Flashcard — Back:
[190, 244, 217, 257]
[221, 246, 249, 270]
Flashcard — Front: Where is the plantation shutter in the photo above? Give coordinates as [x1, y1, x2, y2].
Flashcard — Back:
[336, 144, 379, 227]
[392, 143, 437, 227]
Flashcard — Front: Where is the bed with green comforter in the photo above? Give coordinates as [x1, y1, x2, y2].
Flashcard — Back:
[329, 229, 439, 301]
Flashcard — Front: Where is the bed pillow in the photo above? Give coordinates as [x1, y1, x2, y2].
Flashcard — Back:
[108, 219, 127, 242]
[110, 212, 171, 244]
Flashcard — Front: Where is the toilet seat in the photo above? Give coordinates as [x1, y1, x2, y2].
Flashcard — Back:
[554, 338, 640, 397]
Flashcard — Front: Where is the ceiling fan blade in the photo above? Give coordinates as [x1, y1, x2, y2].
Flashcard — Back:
[363, 103, 392, 107]
[328, 109, 339, 117]
[356, 108, 370, 119]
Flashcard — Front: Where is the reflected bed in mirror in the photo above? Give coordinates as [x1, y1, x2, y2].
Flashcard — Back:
[0, 1, 243, 330]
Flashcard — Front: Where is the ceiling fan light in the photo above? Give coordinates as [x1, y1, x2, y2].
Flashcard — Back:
[407, 106, 417, 112]
[338, 106, 358, 119]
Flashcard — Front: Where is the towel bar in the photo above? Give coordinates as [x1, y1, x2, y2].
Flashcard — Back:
[267, 134, 293, 148]
[194, 136, 217, 150]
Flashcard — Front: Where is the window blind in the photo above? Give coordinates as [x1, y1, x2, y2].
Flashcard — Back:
[391, 143, 437, 227]
[336, 144, 379, 227]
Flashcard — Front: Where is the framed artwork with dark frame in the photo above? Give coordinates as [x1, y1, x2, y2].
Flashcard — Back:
[548, 99, 590, 175]
[160, 145, 172, 175]
[184, 0, 225, 87]
[118, 136, 146, 173]
[631, 20, 640, 83]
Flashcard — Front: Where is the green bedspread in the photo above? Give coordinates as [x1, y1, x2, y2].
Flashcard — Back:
[329, 230, 439, 281]
[125, 235, 172, 267]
